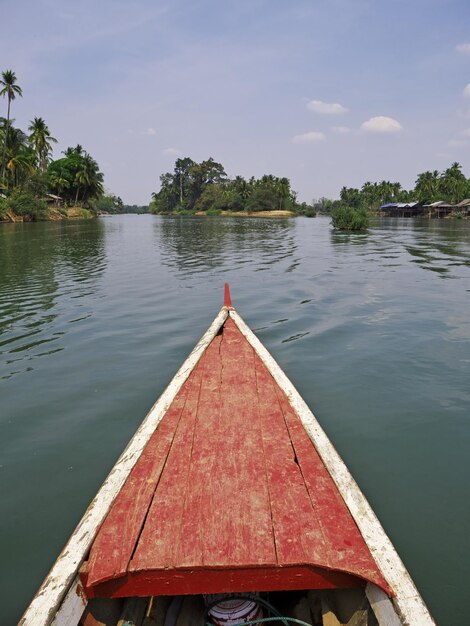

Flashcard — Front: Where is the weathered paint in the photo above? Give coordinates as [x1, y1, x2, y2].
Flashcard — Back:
[82, 564, 365, 599]
[229, 309, 435, 626]
[20, 294, 435, 626]
[224, 282, 232, 308]
[84, 318, 389, 598]
[19, 308, 229, 626]
[49, 577, 86, 626]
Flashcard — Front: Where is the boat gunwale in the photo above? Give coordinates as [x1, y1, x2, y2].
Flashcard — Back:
[19, 307, 230, 626]
[228, 309, 435, 626]
[20, 303, 435, 626]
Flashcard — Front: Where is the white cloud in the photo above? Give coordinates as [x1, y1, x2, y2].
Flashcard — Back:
[462, 128, 470, 137]
[448, 139, 467, 147]
[332, 126, 351, 134]
[360, 116, 403, 133]
[163, 147, 181, 155]
[464, 83, 470, 98]
[145, 127, 157, 136]
[307, 100, 347, 115]
[456, 43, 470, 54]
[292, 131, 325, 143]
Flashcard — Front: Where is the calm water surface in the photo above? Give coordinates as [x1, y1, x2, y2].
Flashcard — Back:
[1, 215, 469, 625]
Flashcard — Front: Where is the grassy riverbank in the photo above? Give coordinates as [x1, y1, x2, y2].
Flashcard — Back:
[1, 205, 95, 222]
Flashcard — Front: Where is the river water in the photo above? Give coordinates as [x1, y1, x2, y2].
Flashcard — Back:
[1, 215, 469, 625]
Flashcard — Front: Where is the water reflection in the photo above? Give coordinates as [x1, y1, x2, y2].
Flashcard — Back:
[0, 221, 105, 379]
[330, 231, 370, 247]
[1, 215, 469, 625]
[156, 216, 297, 277]
[329, 217, 470, 280]
[404, 220, 470, 278]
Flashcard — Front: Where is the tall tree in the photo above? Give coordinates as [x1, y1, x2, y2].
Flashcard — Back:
[48, 148, 104, 205]
[0, 70, 23, 186]
[62, 144, 84, 157]
[0, 123, 34, 189]
[174, 157, 195, 206]
[439, 162, 467, 203]
[277, 177, 291, 210]
[28, 117, 57, 173]
[415, 170, 440, 203]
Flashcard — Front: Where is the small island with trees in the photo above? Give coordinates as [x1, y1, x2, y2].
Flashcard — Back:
[149, 157, 311, 217]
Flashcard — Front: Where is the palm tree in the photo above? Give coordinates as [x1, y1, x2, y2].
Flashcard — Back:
[0, 70, 23, 186]
[6, 147, 35, 186]
[1, 124, 34, 189]
[277, 177, 291, 210]
[439, 163, 466, 204]
[48, 171, 70, 204]
[62, 144, 84, 157]
[74, 154, 103, 205]
[415, 170, 439, 203]
[28, 117, 57, 173]
[233, 175, 251, 201]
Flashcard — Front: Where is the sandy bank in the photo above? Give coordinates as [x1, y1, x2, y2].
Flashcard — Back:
[194, 210, 296, 218]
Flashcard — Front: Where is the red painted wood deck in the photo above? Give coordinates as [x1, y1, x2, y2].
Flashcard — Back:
[83, 318, 391, 598]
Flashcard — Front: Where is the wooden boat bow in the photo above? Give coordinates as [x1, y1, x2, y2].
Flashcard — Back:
[20, 285, 435, 626]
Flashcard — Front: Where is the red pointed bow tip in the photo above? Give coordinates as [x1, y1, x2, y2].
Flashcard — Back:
[224, 283, 233, 308]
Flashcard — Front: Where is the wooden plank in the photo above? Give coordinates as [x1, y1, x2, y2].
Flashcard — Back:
[254, 353, 327, 565]
[276, 383, 390, 591]
[174, 334, 223, 567]
[365, 584, 401, 626]
[50, 577, 87, 626]
[87, 379, 191, 586]
[201, 318, 275, 567]
[84, 564, 364, 598]
[130, 361, 204, 569]
[224, 282, 232, 308]
[229, 309, 435, 626]
[19, 307, 229, 626]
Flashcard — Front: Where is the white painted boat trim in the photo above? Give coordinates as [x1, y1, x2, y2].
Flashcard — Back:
[366, 584, 402, 626]
[229, 309, 435, 626]
[49, 577, 86, 626]
[19, 308, 229, 626]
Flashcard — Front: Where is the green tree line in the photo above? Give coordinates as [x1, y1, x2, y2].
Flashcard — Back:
[310, 163, 470, 230]
[0, 70, 108, 220]
[150, 157, 311, 215]
[317, 162, 470, 214]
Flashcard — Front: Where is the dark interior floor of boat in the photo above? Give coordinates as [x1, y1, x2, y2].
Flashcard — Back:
[79, 588, 380, 626]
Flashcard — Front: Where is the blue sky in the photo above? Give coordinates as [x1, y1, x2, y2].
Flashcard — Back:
[2, 0, 470, 204]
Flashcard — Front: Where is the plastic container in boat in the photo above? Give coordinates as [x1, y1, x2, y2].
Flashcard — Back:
[208, 598, 263, 626]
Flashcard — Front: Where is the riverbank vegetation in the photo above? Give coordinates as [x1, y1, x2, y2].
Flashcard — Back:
[150, 157, 310, 216]
[321, 162, 470, 214]
[0, 70, 109, 222]
[89, 195, 149, 214]
[331, 205, 369, 231]
[310, 162, 470, 229]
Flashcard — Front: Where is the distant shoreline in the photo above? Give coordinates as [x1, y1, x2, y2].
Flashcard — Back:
[197, 210, 296, 218]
